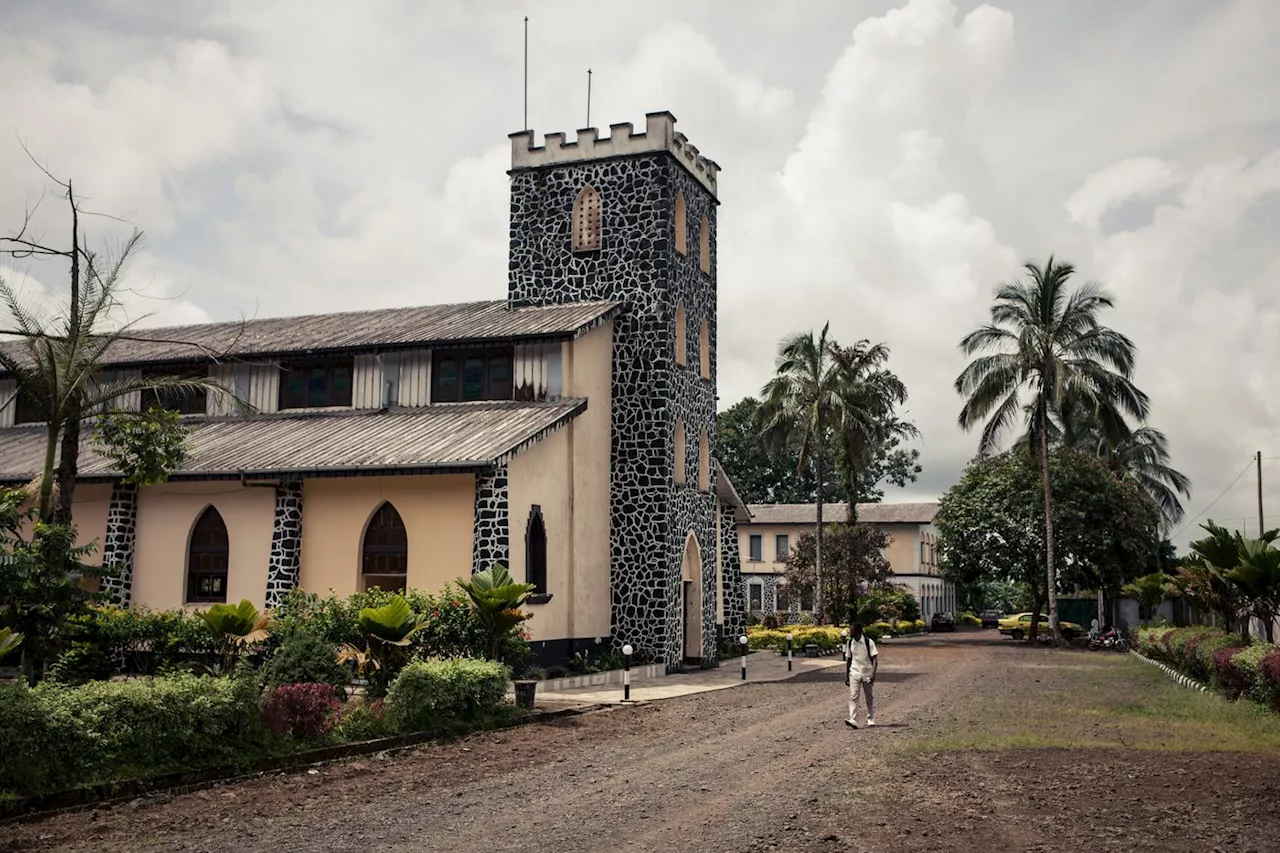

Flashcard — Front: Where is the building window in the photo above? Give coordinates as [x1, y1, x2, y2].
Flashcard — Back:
[699, 319, 710, 379]
[776, 534, 790, 561]
[362, 502, 408, 593]
[526, 505, 548, 595]
[777, 584, 791, 612]
[140, 367, 208, 415]
[13, 389, 48, 425]
[279, 359, 353, 410]
[674, 420, 687, 485]
[699, 215, 710, 275]
[749, 583, 763, 611]
[431, 348, 514, 403]
[572, 185, 602, 252]
[698, 430, 710, 492]
[187, 506, 229, 604]
[674, 301, 687, 366]
[748, 534, 762, 562]
[674, 191, 687, 255]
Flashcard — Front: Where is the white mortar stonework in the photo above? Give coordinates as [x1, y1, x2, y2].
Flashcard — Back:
[473, 465, 510, 573]
[99, 482, 139, 607]
[265, 481, 304, 607]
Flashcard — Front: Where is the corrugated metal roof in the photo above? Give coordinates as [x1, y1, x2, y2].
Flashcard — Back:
[743, 502, 938, 525]
[0, 400, 586, 482]
[0, 300, 620, 370]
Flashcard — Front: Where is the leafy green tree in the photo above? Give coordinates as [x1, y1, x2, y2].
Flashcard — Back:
[92, 408, 192, 486]
[955, 257, 1148, 644]
[758, 323, 846, 623]
[783, 524, 892, 622]
[1231, 538, 1280, 643]
[1121, 572, 1177, 622]
[829, 339, 920, 522]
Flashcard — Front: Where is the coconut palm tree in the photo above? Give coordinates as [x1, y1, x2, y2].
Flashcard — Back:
[955, 256, 1149, 645]
[758, 323, 846, 623]
[830, 339, 919, 523]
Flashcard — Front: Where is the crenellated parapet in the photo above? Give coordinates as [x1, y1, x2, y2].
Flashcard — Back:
[509, 111, 720, 197]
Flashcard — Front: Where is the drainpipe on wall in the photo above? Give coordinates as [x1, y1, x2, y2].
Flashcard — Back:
[565, 339, 576, 645]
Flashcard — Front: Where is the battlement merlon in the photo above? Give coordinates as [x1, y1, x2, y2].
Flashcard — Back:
[508, 111, 720, 198]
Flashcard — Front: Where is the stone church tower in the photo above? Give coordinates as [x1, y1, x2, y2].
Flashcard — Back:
[508, 112, 721, 667]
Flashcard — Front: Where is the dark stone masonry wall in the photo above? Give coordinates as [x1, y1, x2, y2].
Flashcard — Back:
[509, 150, 718, 666]
[719, 502, 746, 642]
[473, 466, 510, 573]
[265, 482, 303, 607]
[100, 482, 139, 607]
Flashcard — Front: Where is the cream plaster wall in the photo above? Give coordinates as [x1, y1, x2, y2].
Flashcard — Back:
[132, 482, 275, 610]
[300, 474, 474, 598]
[738, 520, 930, 578]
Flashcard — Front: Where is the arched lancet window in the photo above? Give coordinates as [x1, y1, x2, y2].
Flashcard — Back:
[699, 215, 710, 274]
[674, 301, 687, 367]
[698, 430, 710, 492]
[674, 420, 687, 485]
[572, 185, 602, 252]
[699, 319, 710, 379]
[526, 505, 548, 595]
[362, 502, 408, 593]
[188, 506, 229, 604]
[674, 191, 687, 255]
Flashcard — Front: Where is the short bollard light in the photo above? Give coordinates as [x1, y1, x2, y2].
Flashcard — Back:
[622, 643, 634, 702]
[841, 628, 850, 663]
[739, 635, 749, 680]
[785, 632, 794, 672]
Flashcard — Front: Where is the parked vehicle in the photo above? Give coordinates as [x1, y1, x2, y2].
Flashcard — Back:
[980, 609, 1001, 628]
[930, 611, 956, 632]
[1088, 625, 1129, 652]
[997, 612, 1084, 641]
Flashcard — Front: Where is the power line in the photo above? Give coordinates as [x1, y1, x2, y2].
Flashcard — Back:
[1172, 457, 1255, 542]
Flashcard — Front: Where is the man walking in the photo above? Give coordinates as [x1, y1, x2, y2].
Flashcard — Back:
[845, 622, 878, 729]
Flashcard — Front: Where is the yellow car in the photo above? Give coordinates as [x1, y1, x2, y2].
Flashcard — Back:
[997, 612, 1083, 641]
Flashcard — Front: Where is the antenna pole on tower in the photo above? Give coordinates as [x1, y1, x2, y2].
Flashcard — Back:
[523, 17, 529, 131]
[586, 68, 593, 128]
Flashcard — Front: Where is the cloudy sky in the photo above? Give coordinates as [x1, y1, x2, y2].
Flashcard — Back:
[1, 0, 1277, 548]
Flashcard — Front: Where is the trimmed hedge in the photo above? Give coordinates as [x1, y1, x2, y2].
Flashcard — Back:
[1136, 626, 1280, 712]
[383, 658, 510, 734]
[745, 626, 843, 652]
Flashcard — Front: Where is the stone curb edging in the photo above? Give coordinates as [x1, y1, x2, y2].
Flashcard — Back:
[1129, 649, 1211, 694]
[0, 703, 604, 825]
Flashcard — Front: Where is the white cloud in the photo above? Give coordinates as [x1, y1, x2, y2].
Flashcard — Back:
[1, 0, 1278, 550]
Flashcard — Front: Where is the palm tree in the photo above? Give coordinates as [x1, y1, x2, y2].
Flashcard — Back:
[1120, 572, 1177, 622]
[955, 256, 1148, 645]
[830, 339, 918, 523]
[1, 177, 242, 523]
[758, 323, 846, 623]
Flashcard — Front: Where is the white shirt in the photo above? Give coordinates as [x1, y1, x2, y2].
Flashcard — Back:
[848, 635, 878, 680]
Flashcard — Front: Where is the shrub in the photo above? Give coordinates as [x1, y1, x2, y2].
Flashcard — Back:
[959, 612, 982, 626]
[48, 641, 114, 685]
[1260, 651, 1280, 712]
[384, 658, 510, 733]
[332, 699, 389, 741]
[1230, 644, 1280, 704]
[262, 630, 350, 694]
[0, 668, 265, 797]
[1186, 633, 1241, 682]
[1211, 645, 1251, 698]
[1168, 626, 1219, 669]
[261, 683, 342, 740]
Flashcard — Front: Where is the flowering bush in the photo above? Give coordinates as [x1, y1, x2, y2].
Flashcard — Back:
[1211, 646, 1251, 698]
[261, 683, 342, 740]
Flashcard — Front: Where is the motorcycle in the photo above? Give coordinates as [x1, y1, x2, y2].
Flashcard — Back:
[1088, 625, 1129, 652]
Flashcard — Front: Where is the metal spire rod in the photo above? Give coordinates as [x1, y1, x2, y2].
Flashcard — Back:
[523, 17, 529, 131]
[586, 68, 593, 128]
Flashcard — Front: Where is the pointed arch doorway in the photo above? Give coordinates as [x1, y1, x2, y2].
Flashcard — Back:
[681, 531, 703, 662]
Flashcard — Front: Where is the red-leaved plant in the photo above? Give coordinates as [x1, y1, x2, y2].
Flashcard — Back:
[1260, 650, 1280, 712]
[1210, 647, 1250, 699]
[262, 683, 342, 739]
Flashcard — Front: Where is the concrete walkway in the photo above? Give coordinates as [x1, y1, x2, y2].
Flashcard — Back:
[534, 650, 846, 704]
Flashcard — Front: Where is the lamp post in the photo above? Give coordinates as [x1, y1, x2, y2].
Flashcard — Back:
[785, 632, 793, 672]
[622, 643, 633, 702]
[739, 635, 748, 680]
[841, 628, 850, 663]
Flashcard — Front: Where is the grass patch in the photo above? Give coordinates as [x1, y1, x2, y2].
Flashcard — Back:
[915, 652, 1280, 754]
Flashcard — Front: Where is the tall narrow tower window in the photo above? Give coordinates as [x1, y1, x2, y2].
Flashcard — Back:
[699, 215, 711, 274]
[572, 185, 602, 252]
[675, 301, 687, 367]
[674, 420, 687, 485]
[674, 191, 687, 255]
[699, 319, 710, 379]
[698, 430, 710, 491]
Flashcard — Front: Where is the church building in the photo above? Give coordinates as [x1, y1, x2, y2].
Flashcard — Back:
[0, 112, 751, 669]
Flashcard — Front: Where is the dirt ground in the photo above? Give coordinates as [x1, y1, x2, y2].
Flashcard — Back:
[8, 632, 1280, 852]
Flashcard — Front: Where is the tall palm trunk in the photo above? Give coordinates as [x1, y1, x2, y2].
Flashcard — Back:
[1039, 396, 1062, 646]
[814, 430, 824, 625]
[53, 403, 81, 525]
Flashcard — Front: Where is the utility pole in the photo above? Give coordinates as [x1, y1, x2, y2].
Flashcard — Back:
[1257, 450, 1265, 536]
